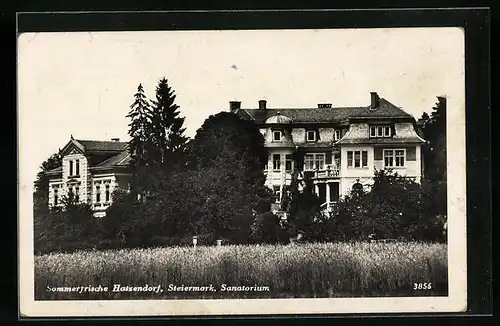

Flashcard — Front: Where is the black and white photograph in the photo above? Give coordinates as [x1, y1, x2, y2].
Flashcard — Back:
[18, 24, 467, 316]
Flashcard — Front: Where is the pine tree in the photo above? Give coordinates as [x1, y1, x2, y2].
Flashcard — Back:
[149, 78, 188, 168]
[126, 84, 153, 194]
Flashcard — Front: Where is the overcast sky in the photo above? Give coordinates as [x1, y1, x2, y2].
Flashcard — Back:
[18, 27, 464, 190]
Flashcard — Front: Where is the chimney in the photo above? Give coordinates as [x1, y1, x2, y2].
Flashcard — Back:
[317, 103, 332, 108]
[258, 100, 267, 110]
[370, 92, 380, 109]
[229, 101, 241, 112]
[111, 138, 120, 142]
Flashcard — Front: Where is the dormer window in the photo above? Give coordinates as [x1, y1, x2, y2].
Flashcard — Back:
[306, 130, 316, 142]
[334, 129, 342, 141]
[273, 130, 282, 142]
[370, 125, 392, 138]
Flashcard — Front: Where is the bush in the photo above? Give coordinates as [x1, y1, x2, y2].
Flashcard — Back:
[250, 212, 283, 244]
[307, 170, 447, 243]
[34, 202, 96, 255]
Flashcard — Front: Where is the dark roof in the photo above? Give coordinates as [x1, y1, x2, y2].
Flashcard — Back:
[299, 142, 335, 148]
[336, 137, 425, 145]
[236, 98, 413, 124]
[46, 166, 62, 175]
[94, 150, 131, 168]
[75, 139, 128, 152]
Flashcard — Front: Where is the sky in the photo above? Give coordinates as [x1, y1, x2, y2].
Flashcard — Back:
[18, 27, 464, 190]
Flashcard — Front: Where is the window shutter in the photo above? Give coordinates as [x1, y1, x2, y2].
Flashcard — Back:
[325, 152, 332, 164]
[293, 151, 305, 170]
[406, 146, 416, 161]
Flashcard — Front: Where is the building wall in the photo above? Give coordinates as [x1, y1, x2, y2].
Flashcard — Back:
[48, 179, 63, 208]
[61, 153, 88, 203]
[340, 177, 374, 197]
[262, 126, 342, 145]
[373, 145, 422, 179]
[91, 173, 118, 211]
[265, 148, 294, 188]
[318, 127, 335, 143]
[339, 145, 375, 179]
[291, 128, 307, 144]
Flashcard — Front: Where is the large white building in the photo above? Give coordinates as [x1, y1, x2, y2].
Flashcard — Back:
[230, 92, 426, 212]
[46, 91, 425, 216]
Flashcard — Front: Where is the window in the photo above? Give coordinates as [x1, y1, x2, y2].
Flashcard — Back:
[304, 153, 325, 170]
[69, 160, 73, 176]
[306, 130, 316, 142]
[285, 154, 293, 172]
[273, 186, 281, 203]
[96, 185, 101, 203]
[347, 150, 368, 168]
[334, 129, 342, 141]
[54, 188, 59, 206]
[273, 154, 281, 171]
[384, 149, 405, 167]
[362, 151, 368, 167]
[273, 130, 281, 141]
[384, 126, 391, 137]
[395, 149, 405, 167]
[75, 160, 80, 176]
[370, 125, 392, 138]
[105, 184, 110, 202]
[75, 186, 80, 202]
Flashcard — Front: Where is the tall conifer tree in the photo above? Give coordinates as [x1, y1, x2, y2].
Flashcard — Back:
[126, 84, 153, 194]
[149, 78, 188, 168]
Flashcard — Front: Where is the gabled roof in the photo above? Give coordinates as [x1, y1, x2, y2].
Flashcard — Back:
[94, 149, 131, 168]
[46, 138, 130, 176]
[236, 98, 413, 124]
[75, 139, 128, 153]
[46, 166, 62, 175]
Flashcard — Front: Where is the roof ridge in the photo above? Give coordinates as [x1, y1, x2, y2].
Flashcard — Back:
[242, 106, 367, 110]
[76, 139, 128, 143]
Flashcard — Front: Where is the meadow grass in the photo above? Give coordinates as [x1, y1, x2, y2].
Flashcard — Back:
[34, 242, 447, 300]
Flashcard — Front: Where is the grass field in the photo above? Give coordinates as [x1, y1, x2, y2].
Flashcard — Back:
[34, 242, 448, 300]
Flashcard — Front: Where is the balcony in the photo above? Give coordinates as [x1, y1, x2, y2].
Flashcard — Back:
[93, 202, 111, 210]
[307, 164, 340, 179]
[263, 164, 340, 184]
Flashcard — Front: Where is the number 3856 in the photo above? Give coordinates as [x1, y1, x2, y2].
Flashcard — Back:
[413, 282, 432, 290]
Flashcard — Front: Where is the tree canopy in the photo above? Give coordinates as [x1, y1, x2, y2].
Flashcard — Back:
[149, 77, 188, 168]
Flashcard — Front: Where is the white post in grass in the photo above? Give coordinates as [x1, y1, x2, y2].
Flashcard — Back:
[192, 236, 198, 248]
[216, 239, 222, 247]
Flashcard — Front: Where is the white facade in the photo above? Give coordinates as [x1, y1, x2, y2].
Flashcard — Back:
[46, 138, 131, 217]
[234, 94, 426, 211]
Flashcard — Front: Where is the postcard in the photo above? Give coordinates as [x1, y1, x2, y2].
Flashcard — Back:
[18, 26, 467, 317]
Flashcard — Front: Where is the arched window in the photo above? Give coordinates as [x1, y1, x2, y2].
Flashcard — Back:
[352, 180, 364, 196]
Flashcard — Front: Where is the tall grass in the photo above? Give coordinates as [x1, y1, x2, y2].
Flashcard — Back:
[35, 242, 447, 300]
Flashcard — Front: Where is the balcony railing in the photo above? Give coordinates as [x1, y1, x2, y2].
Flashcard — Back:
[93, 202, 111, 209]
[311, 165, 340, 178]
[264, 164, 340, 181]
